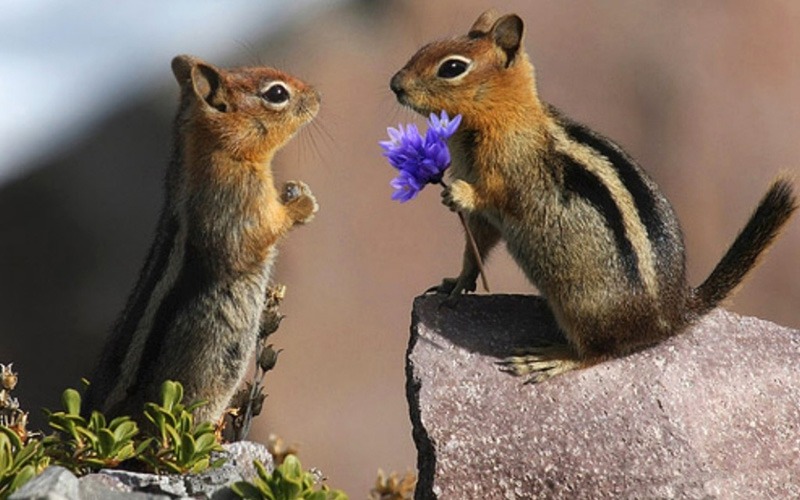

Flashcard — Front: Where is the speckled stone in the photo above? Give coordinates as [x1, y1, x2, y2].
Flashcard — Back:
[9, 441, 273, 500]
[407, 294, 800, 499]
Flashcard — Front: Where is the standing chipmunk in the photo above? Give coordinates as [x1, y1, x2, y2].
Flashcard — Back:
[390, 10, 797, 382]
[83, 55, 319, 422]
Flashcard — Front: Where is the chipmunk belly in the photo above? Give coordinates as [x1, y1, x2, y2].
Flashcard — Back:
[154, 263, 271, 422]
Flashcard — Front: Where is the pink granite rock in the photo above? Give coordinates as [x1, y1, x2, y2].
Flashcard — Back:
[407, 294, 800, 499]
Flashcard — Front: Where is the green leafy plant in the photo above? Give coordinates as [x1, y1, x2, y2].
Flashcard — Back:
[231, 455, 347, 500]
[138, 380, 223, 474]
[10, 379, 223, 484]
[44, 388, 142, 475]
[0, 426, 49, 498]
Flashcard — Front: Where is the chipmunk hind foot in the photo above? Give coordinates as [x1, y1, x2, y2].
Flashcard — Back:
[497, 342, 587, 384]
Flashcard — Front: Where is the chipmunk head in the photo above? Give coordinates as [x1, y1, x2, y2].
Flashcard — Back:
[390, 10, 539, 128]
[171, 55, 320, 163]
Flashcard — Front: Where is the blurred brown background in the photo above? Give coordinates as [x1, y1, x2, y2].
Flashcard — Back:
[2, 0, 798, 495]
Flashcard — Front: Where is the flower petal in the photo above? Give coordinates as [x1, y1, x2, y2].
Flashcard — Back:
[381, 110, 462, 202]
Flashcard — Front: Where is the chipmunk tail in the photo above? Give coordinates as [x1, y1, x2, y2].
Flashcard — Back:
[689, 176, 797, 316]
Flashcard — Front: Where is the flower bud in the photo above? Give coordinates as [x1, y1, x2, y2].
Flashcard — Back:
[1, 363, 17, 391]
[258, 345, 280, 372]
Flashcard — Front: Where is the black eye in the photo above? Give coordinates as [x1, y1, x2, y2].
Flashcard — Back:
[437, 58, 470, 79]
[261, 83, 290, 104]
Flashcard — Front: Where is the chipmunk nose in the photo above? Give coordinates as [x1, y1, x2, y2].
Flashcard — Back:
[390, 72, 406, 99]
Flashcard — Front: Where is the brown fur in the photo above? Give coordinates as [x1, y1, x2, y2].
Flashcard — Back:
[391, 11, 797, 381]
[84, 55, 319, 422]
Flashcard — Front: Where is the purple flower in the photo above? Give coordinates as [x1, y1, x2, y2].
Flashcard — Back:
[380, 111, 462, 202]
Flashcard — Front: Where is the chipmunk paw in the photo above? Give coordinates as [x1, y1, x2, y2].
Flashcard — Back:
[497, 343, 582, 384]
[282, 180, 318, 224]
[441, 179, 476, 212]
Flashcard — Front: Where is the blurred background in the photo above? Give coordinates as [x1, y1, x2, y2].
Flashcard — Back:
[2, 0, 798, 495]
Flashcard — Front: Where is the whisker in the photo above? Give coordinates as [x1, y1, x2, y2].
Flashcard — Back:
[297, 117, 330, 171]
[310, 116, 336, 147]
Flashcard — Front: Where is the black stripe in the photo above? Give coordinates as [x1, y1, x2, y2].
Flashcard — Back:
[559, 153, 641, 286]
[223, 341, 243, 382]
[84, 212, 178, 413]
[131, 234, 214, 393]
[562, 121, 666, 244]
[115, 213, 179, 353]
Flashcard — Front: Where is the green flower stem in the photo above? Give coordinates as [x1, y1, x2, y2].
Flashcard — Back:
[439, 180, 490, 293]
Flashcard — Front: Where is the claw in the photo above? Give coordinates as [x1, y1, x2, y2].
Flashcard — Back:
[497, 343, 582, 383]
[424, 284, 445, 295]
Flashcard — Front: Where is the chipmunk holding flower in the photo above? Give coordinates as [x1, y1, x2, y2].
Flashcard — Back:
[83, 55, 319, 423]
[390, 9, 797, 381]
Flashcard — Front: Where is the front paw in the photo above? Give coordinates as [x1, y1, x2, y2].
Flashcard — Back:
[281, 180, 318, 225]
[441, 179, 476, 213]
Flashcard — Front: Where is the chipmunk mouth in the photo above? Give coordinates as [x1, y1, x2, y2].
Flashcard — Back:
[297, 93, 320, 120]
[389, 75, 434, 116]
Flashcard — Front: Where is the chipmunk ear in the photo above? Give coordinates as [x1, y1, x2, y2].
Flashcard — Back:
[469, 9, 499, 37]
[171, 55, 229, 112]
[490, 14, 524, 67]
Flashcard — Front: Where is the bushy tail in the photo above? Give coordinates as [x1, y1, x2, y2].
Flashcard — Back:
[690, 177, 797, 316]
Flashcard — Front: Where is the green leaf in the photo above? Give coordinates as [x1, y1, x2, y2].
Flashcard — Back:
[189, 457, 209, 475]
[273, 478, 302, 500]
[114, 442, 136, 462]
[194, 421, 216, 435]
[161, 460, 184, 475]
[135, 437, 153, 456]
[160, 380, 182, 411]
[14, 442, 40, 467]
[0, 437, 13, 472]
[107, 415, 131, 429]
[75, 426, 99, 447]
[164, 424, 182, 448]
[254, 459, 270, 481]
[112, 420, 138, 443]
[0, 426, 22, 450]
[231, 481, 269, 500]
[88, 411, 106, 431]
[280, 455, 303, 481]
[177, 412, 194, 435]
[193, 433, 217, 454]
[96, 428, 116, 457]
[62, 389, 82, 416]
[9, 464, 37, 493]
[160, 408, 178, 431]
[179, 433, 196, 464]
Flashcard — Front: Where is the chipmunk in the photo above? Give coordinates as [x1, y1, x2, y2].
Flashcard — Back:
[83, 55, 319, 422]
[390, 10, 797, 382]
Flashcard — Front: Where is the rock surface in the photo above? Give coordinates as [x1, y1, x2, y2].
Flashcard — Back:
[407, 294, 800, 499]
[9, 441, 274, 500]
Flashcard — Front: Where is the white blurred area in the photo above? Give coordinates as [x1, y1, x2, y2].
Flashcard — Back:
[0, 0, 340, 183]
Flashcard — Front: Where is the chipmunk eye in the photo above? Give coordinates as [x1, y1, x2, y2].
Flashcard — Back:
[437, 58, 471, 79]
[261, 83, 291, 105]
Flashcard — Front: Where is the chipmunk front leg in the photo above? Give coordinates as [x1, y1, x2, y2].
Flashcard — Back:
[434, 212, 501, 297]
[281, 180, 318, 225]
